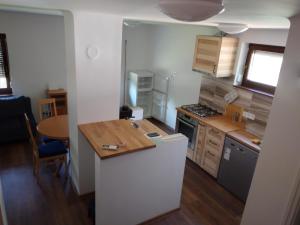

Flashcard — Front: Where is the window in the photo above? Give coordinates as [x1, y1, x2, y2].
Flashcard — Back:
[242, 44, 285, 95]
[0, 33, 12, 95]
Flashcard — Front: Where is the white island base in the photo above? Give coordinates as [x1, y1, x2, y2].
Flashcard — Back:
[95, 134, 188, 225]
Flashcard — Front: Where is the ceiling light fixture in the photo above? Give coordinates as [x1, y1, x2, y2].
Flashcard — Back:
[217, 23, 249, 34]
[158, 0, 225, 22]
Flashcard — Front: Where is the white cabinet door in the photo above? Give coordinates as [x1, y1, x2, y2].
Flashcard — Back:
[154, 74, 169, 93]
[152, 91, 167, 122]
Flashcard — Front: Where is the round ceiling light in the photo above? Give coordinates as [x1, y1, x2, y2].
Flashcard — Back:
[158, 0, 225, 22]
[217, 23, 249, 34]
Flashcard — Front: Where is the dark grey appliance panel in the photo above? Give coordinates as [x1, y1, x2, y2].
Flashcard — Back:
[218, 137, 259, 202]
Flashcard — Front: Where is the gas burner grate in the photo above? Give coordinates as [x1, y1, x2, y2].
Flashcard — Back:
[182, 104, 220, 118]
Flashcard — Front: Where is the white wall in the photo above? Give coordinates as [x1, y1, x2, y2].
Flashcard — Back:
[150, 25, 218, 128]
[241, 14, 300, 225]
[122, 23, 218, 128]
[0, 11, 66, 118]
[121, 25, 156, 105]
[64, 11, 123, 194]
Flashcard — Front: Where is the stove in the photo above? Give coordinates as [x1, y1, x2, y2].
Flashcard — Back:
[181, 104, 220, 118]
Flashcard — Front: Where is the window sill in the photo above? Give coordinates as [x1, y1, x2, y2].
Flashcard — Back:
[233, 85, 274, 98]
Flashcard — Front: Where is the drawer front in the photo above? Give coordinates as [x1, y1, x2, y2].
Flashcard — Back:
[200, 125, 225, 177]
[205, 137, 223, 155]
[201, 150, 221, 177]
[206, 127, 224, 142]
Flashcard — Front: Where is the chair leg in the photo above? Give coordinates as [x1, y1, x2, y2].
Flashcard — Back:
[56, 159, 63, 177]
[33, 156, 36, 176]
[64, 155, 68, 179]
[36, 160, 40, 184]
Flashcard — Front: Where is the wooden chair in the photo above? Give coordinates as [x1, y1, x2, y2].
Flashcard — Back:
[24, 113, 68, 183]
[38, 98, 57, 121]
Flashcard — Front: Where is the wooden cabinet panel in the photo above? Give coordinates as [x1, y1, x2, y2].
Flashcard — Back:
[193, 36, 239, 78]
[187, 148, 194, 161]
[193, 123, 206, 166]
[200, 126, 226, 178]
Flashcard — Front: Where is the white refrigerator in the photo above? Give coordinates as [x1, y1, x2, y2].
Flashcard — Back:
[127, 70, 169, 122]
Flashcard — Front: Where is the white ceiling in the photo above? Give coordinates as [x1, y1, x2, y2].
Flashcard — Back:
[0, 0, 298, 28]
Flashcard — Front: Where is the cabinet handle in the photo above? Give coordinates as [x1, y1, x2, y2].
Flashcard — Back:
[207, 151, 215, 157]
[209, 139, 219, 147]
[213, 65, 217, 74]
[210, 128, 220, 135]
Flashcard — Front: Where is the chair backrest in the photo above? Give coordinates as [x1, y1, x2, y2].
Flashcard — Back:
[38, 98, 57, 121]
[24, 113, 39, 156]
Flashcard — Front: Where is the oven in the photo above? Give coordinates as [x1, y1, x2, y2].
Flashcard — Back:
[175, 112, 198, 159]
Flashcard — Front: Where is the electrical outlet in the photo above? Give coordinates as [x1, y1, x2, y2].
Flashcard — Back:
[243, 111, 256, 120]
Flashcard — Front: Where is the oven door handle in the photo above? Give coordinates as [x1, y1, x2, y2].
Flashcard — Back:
[177, 118, 196, 129]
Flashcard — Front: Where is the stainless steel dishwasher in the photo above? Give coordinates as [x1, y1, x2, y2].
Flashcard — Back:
[217, 137, 259, 202]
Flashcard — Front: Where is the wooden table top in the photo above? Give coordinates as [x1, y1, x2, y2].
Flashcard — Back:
[37, 115, 69, 140]
[78, 119, 167, 159]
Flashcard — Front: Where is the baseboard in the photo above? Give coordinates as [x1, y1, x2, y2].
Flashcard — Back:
[138, 208, 180, 225]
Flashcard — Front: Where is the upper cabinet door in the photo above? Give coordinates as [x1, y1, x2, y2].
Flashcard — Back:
[192, 36, 239, 78]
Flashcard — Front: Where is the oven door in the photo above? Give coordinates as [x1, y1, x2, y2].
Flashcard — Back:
[176, 117, 198, 151]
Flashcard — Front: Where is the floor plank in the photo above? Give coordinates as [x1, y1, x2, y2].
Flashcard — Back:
[0, 142, 93, 225]
[0, 119, 244, 225]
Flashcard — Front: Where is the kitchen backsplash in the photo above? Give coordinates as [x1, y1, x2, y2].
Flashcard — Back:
[199, 76, 273, 138]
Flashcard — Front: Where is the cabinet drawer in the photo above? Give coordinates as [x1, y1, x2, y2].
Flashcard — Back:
[201, 150, 220, 177]
[203, 143, 222, 157]
[205, 137, 223, 154]
[206, 127, 224, 142]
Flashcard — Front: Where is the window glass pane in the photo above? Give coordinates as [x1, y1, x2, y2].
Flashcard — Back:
[0, 77, 7, 88]
[247, 50, 283, 87]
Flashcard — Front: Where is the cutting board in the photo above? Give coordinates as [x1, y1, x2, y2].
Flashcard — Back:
[224, 104, 244, 123]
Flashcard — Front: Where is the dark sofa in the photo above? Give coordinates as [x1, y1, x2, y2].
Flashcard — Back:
[0, 96, 36, 144]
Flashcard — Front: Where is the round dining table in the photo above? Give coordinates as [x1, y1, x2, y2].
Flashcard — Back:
[37, 115, 69, 140]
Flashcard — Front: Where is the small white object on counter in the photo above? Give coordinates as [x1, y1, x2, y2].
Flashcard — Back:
[243, 111, 256, 120]
[129, 106, 143, 120]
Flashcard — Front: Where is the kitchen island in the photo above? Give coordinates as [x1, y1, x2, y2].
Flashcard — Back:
[79, 119, 188, 225]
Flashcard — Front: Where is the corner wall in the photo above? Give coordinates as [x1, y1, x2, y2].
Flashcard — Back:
[241, 15, 300, 225]
[64, 11, 123, 194]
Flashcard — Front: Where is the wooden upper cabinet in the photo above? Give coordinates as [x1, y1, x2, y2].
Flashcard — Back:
[192, 36, 239, 78]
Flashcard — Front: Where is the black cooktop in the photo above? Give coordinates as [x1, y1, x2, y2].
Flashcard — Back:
[182, 104, 220, 118]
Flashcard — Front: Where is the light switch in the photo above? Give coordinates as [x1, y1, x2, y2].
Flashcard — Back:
[243, 111, 256, 120]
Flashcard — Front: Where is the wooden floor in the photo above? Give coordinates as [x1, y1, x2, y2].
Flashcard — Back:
[0, 119, 244, 225]
[0, 142, 93, 225]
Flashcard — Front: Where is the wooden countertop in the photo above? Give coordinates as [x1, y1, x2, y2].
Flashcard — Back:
[177, 107, 261, 152]
[227, 130, 261, 153]
[78, 119, 167, 159]
[177, 107, 244, 133]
